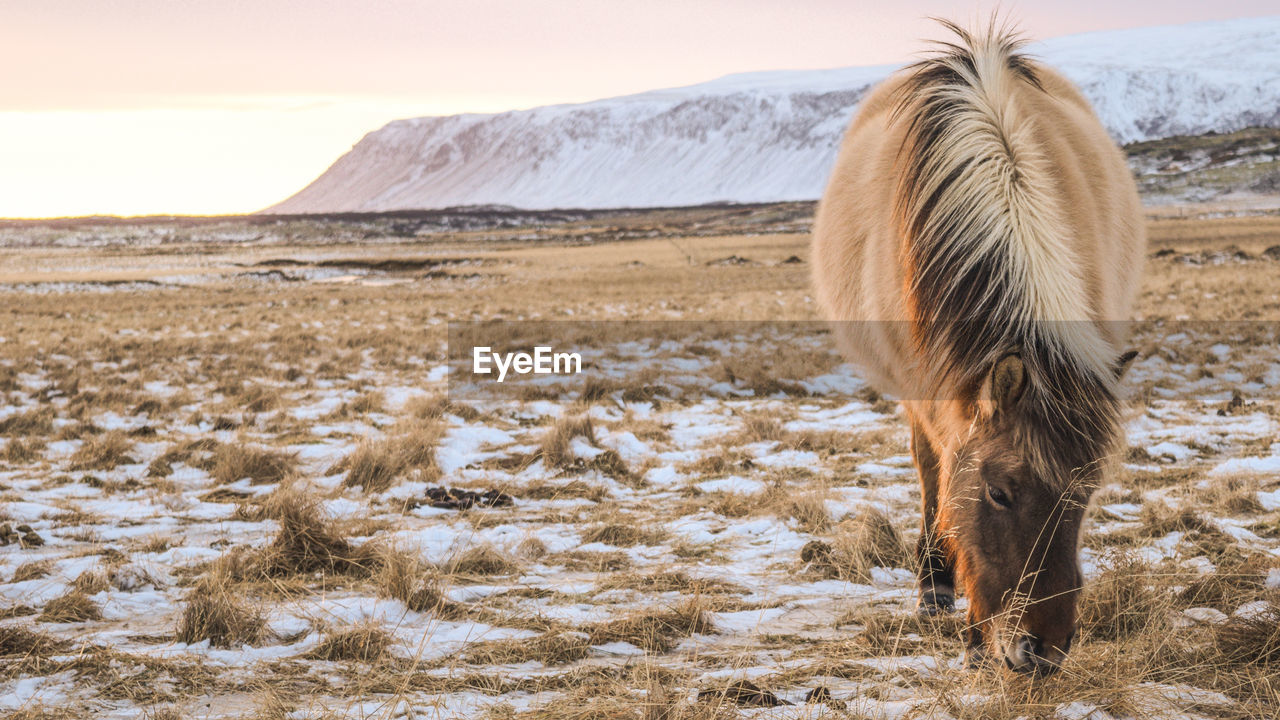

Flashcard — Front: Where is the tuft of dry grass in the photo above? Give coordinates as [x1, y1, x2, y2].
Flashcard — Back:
[1195, 474, 1265, 515]
[779, 429, 863, 455]
[518, 478, 609, 502]
[550, 550, 632, 572]
[581, 522, 667, 548]
[0, 624, 67, 676]
[446, 544, 522, 577]
[309, 621, 394, 663]
[2, 438, 40, 464]
[0, 407, 55, 437]
[1138, 501, 1220, 537]
[0, 624, 65, 657]
[375, 547, 465, 617]
[11, 560, 51, 583]
[210, 443, 297, 485]
[1078, 553, 1170, 640]
[72, 569, 110, 595]
[516, 536, 549, 560]
[720, 350, 829, 397]
[785, 488, 831, 533]
[587, 598, 715, 652]
[334, 421, 442, 493]
[326, 390, 385, 418]
[538, 415, 596, 469]
[1176, 558, 1270, 611]
[463, 630, 592, 666]
[596, 570, 746, 596]
[1211, 605, 1280, 667]
[728, 412, 784, 445]
[405, 395, 479, 422]
[38, 590, 102, 623]
[68, 431, 137, 470]
[175, 574, 266, 648]
[833, 607, 966, 658]
[229, 486, 380, 581]
[801, 508, 911, 582]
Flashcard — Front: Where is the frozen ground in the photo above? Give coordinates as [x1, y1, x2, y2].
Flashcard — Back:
[1, 318, 1278, 718]
[1, 214, 1278, 718]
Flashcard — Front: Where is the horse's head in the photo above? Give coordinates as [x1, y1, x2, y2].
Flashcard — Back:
[938, 351, 1133, 675]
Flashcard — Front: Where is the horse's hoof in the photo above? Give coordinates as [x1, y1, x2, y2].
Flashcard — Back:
[917, 591, 955, 615]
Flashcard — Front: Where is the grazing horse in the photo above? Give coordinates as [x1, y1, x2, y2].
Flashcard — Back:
[811, 20, 1144, 675]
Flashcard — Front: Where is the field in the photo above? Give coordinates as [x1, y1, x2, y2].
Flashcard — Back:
[1, 205, 1279, 719]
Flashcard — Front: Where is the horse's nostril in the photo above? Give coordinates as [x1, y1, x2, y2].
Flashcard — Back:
[1018, 635, 1044, 659]
[1013, 634, 1065, 676]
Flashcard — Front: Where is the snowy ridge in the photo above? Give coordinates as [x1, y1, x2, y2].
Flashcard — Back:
[269, 17, 1280, 213]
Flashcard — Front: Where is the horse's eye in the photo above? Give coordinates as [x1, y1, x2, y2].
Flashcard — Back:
[987, 484, 1013, 509]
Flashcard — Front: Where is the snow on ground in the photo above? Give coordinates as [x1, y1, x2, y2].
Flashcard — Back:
[1, 319, 1278, 719]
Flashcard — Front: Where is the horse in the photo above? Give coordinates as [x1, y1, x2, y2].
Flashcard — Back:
[811, 19, 1144, 675]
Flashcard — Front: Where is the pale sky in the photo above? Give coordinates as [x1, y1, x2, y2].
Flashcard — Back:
[1, 1, 1274, 217]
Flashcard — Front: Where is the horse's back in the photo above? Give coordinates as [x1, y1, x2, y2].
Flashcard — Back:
[811, 60, 1143, 398]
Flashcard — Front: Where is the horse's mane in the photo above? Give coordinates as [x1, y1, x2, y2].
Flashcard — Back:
[892, 19, 1123, 485]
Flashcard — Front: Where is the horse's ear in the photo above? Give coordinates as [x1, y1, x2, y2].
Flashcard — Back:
[981, 353, 1026, 415]
[1114, 350, 1138, 380]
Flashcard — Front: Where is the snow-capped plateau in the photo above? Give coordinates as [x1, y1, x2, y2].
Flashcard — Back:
[268, 16, 1280, 213]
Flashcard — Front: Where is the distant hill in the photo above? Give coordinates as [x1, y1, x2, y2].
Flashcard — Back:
[268, 17, 1280, 213]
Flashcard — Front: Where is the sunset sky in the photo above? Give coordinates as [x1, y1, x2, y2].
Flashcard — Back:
[1, 1, 1274, 218]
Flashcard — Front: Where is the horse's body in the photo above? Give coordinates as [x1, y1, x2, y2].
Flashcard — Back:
[811, 22, 1144, 674]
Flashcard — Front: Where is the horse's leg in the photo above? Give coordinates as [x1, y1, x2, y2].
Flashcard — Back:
[911, 422, 955, 614]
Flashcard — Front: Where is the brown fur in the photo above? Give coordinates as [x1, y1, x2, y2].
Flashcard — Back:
[811, 19, 1144, 674]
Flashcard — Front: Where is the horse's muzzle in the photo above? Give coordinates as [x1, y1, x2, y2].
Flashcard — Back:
[1004, 634, 1066, 677]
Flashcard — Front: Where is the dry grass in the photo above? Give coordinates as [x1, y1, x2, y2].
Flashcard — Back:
[1211, 605, 1280, 667]
[587, 598, 716, 652]
[37, 590, 102, 623]
[463, 630, 593, 666]
[538, 415, 596, 469]
[210, 443, 297, 485]
[581, 522, 667, 547]
[1176, 557, 1272, 611]
[334, 422, 442, 492]
[445, 544, 522, 577]
[175, 575, 266, 647]
[719, 348, 836, 397]
[1078, 553, 1171, 640]
[785, 488, 831, 533]
[1195, 474, 1266, 515]
[0, 407, 54, 437]
[2, 437, 39, 464]
[596, 570, 747, 596]
[68, 431, 136, 470]
[71, 569, 109, 594]
[3, 211, 1280, 715]
[375, 547, 466, 617]
[727, 412, 784, 444]
[0, 624, 67, 678]
[1138, 502, 1222, 537]
[518, 478, 610, 502]
[0, 624, 65, 658]
[516, 536, 549, 560]
[327, 389, 385, 418]
[801, 508, 911, 582]
[227, 486, 380, 581]
[779, 429, 865, 455]
[309, 621, 394, 663]
[550, 550, 632, 572]
[11, 560, 51, 582]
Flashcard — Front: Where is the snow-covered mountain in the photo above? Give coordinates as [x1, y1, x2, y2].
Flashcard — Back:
[268, 17, 1280, 213]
